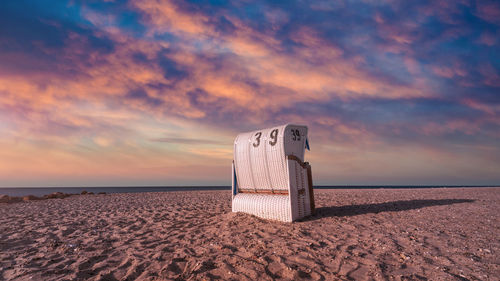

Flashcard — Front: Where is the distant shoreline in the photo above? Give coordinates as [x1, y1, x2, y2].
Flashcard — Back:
[1, 185, 499, 197]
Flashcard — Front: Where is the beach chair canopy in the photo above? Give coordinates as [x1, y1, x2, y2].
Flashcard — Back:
[232, 124, 315, 222]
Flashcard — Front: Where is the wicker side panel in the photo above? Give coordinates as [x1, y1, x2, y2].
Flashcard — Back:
[301, 166, 312, 217]
[287, 159, 298, 221]
[232, 194, 292, 222]
[283, 125, 308, 162]
[287, 158, 312, 221]
[231, 161, 236, 198]
[306, 164, 315, 214]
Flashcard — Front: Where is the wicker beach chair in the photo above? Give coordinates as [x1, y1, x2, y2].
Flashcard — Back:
[232, 124, 315, 222]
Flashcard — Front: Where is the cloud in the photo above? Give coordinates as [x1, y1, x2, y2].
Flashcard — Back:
[149, 137, 226, 145]
[476, 1, 500, 24]
[0, 0, 499, 186]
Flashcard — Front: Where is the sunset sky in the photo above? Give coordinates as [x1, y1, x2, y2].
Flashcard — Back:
[1, 0, 499, 187]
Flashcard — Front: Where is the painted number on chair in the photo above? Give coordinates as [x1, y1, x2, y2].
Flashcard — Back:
[291, 129, 301, 141]
[253, 132, 262, 147]
[269, 129, 278, 146]
[252, 129, 279, 147]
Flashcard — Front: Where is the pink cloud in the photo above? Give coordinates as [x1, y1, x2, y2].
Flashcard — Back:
[431, 63, 467, 79]
[1, 0, 499, 186]
[476, 1, 500, 24]
[479, 64, 500, 87]
[461, 98, 498, 116]
[478, 32, 497, 46]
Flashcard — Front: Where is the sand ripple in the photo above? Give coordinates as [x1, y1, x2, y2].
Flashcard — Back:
[0, 188, 499, 280]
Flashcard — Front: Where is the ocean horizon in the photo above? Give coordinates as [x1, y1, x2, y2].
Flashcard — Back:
[1, 185, 498, 197]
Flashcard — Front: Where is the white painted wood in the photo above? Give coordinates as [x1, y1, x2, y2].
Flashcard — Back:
[232, 124, 314, 222]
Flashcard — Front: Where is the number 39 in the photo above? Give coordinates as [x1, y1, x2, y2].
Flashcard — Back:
[253, 129, 279, 147]
[291, 129, 301, 141]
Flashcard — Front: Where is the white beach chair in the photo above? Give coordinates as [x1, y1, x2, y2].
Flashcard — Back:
[232, 124, 315, 222]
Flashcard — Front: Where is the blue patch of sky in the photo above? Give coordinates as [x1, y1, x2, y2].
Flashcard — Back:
[113, 11, 147, 36]
[363, 53, 414, 86]
[0, 0, 81, 22]
[152, 32, 179, 43]
[157, 56, 189, 81]
[184, 0, 230, 6]
[71, 0, 147, 38]
[1, 1, 115, 52]
[289, 97, 480, 127]
[127, 89, 164, 107]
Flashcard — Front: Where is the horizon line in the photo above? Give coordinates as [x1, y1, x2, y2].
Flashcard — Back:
[1, 185, 499, 189]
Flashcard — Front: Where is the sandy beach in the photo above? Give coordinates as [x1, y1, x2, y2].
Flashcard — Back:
[0, 188, 498, 280]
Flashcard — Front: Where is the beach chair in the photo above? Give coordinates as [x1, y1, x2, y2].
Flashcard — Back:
[232, 124, 315, 222]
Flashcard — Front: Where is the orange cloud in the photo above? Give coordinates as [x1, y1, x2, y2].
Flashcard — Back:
[132, 0, 211, 36]
[1, 0, 499, 186]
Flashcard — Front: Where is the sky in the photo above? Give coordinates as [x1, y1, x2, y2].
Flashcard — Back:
[0, 0, 499, 187]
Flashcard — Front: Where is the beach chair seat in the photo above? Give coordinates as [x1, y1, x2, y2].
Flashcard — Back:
[232, 124, 315, 222]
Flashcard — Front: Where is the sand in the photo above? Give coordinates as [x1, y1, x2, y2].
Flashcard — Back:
[0, 188, 498, 281]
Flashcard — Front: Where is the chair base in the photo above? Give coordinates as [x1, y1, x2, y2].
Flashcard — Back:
[232, 194, 292, 222]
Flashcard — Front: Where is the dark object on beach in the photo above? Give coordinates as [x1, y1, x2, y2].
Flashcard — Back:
[1, 192, 73, 204]
[98, 192, 107, 195]
[23, 195, 40, 201]
[0, 195, 22, 203]
[45, 192, 70, 199]
[81, 190, 88, 195]
[88, 192, 94, 195]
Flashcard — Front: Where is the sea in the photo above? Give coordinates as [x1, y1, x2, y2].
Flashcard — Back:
[0, 185, 497, 197]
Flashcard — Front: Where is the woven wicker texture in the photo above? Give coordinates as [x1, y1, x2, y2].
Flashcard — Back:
[232, 124, 313, 222]
[232, 194, 292, 222]
[288, 159, 312, 220]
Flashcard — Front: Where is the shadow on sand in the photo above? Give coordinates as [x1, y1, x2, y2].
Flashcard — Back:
[309, 199, 475, 219]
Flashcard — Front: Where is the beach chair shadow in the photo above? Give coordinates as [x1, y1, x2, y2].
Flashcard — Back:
[306, 199, 475, 220]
